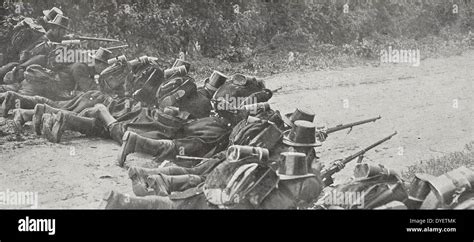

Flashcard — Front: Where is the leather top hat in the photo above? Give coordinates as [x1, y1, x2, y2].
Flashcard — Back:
[90, 47, 113, 64]
[278, 152, 315, 180]
[282, 108, 315, 127]
[407, 173, 436, 203]
[205, 70, 228, 93]
[423, 166, 474, 206]
[47, 14, 70, 30]
[43, 7, 63, 22]
[283, 120, 321, 147]
[172, 59, 191, 73]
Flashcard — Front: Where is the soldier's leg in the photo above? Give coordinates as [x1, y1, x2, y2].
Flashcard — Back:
[32, 103, 65, 135]
[128, 166, 189, 179]
[1, 91, 57, 117]
[145, 173, 203, 196]
[173, 137, 218, 158]
[128, 166, 192, 196]
[128, 156, 223, 186]
[42, 111, 100, 143]
[81, 104, 117, 126]
[117, 131, 177, 167]
[0, 83, 20, 93]
[81, 103, 121, 141]
[102, 190, 176, 209]
[12, 108, 34, 133]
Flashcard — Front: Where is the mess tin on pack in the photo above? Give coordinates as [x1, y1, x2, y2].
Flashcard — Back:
[226, 145, 269, 163]
[43, 7, 63, 22]
[205, 70, 228, 93]
[107, 55, 127, 65]
[164, 65, 188, 79]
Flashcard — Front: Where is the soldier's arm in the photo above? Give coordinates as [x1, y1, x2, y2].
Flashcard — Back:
[72, 63, 97, 91]
[298, 177, 324, 206]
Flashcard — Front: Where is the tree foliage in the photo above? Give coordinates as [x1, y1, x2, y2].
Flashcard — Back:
[2, 0, 473, 63]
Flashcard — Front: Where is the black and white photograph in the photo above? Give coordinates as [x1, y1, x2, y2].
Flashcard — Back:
[0, 0, 472, 240]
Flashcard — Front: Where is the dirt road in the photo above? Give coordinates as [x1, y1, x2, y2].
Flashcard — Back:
[1, 50, 472, 208]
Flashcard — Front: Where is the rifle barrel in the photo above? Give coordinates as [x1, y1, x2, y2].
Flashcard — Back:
[105, 44, 129, 50]
[176, 155, 206, 161]
[325, 116, 381, 134]
[341, 131, 397, 166]
[77, 36, 120, 42]
[321, 131, 397, 186]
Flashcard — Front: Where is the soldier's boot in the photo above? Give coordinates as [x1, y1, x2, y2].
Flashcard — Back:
[101, 190, 174, 209]
[32, 104, 62, 135]
[128, 166, 184, 181]
[128, 166, 155, 197]
[133, 68, 164, 104]
[128, 166, 155, 183]
[12, 109, 34, 133]
[48, 111, 97, 143]
[85, 104, 117, 128]
[118, 131, 176, 167]
[128, 166, 188, 197]
[41, 113, 56, 142]
[1, 91, 16, 117]
[146, 174, 203, 196]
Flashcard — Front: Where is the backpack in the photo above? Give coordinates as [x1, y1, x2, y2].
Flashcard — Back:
[156, 76, 197, 109]
[317, 174, 408, 209]
[99, 61, 134, 97]
[229, 112, 283, 151]
[203, 156, 279, 208]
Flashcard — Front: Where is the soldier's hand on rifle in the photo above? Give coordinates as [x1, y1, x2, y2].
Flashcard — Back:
[63, 33, 77, 40]
[316, 131, 328, 142]
[313, 161, 324, 176]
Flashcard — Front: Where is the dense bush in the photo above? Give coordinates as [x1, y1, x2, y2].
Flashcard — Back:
[2, 0, 473, 76]
[402, 142, 474, 182]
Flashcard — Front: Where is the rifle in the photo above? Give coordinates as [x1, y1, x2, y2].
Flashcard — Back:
[318, 116, 381, 139]
[320, 131, 397, 186]
[47, 40, 80, 46]
[76, 36, 120, 42]
[105, 44, 129, 51]
[175, 155, 207, 167]
[271, 86, 283, 93]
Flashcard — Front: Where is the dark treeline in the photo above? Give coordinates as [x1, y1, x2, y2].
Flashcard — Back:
[2, 0, 473, 62]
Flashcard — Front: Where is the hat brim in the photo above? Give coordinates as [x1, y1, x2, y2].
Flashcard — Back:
[278, 173, 315, 181]
[282, 130, 322, 147]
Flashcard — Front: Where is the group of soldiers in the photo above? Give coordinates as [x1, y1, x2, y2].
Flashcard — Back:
[1, 7, 473, 209]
